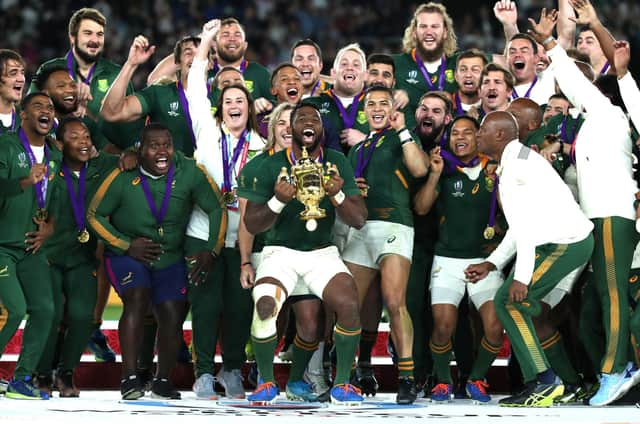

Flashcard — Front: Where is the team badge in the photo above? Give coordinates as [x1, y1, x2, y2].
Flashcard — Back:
[132, 177, 141, 186]
[452, 180, 464, 197]
[17, 152, 28, 168]
[356, 111, 367, 125]
[245, 80, 254, 93]
[485, 176, 494, 192]
[168, 101, 180, 117]
[387, 235, 396, 244]
[210, 106, 218, 116]
[445, 69, 455, 83]
[406, 70, 419, 85]
[97, 79, 109, 93]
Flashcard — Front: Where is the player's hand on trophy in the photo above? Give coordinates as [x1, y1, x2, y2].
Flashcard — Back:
[274, 177, 296, 203]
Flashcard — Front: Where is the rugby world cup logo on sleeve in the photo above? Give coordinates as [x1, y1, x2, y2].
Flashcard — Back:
[168, 101, 180, 117]
[17, 152, 28, 168]
[406, 70, 419, 85]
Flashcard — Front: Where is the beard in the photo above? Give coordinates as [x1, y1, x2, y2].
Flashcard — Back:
[415, 122, 445, 149]
[74, 44, 101, 64]
[217, 46, 245, 64]
[416, 38, 446, 63]
[52, 97, 77, 116]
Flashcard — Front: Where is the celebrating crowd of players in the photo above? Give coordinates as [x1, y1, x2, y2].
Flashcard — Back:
[1, 0, 640, 409]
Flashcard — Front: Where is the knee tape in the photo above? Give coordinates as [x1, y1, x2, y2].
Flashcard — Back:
[251, 283, 287, 339]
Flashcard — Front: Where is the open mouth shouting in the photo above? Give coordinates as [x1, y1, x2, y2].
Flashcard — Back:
[302, 128, 315, 144]
[36, 114, 52, 132]
[286, 87, 300, 101]
[155, 155, 170, 171]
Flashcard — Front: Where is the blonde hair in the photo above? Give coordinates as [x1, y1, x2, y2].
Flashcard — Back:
[332, 43, 366, 72]
[265, 102, 297, 151]
[402, 2, 458, 56]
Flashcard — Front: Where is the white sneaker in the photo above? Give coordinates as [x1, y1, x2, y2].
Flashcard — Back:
[193, 373, 217, 399]
[304, 369, 330, 395]
[217, 368, 246, 399]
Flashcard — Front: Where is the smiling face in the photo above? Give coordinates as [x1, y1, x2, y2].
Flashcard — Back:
[274, 108, 292, 151]
[415, 95, 449, 141]
[455, 56, 483, 97]
[62, 120, 92, 165]
[221, 87, 249, 132]
[21, 94, 54, 136]
[70, 19, 105, 64]
[480, 70, 512, 112]
[507, 38, 537, 84]
[292, 105, 323, 151]
[577, 29, 605, 66]
[292, 44, 322, 91]
[44, 70, 78, 115]
[271, 66, 303, 104]
[364, 89, 393, 131]
[414, 12, 447, 60]
[449, 118, 477, 162]
[140, 128, 174, 176]
[216, 23, 247, 64]
[366, 62, 395, 89]
[332, 49, 366, 96]
[215, 68, 244, 90]
[0, 59, 25, 105]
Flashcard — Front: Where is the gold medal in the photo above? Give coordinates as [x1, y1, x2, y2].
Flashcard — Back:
[483, 226, 495, 240]
[359, 187, 368, 197]
[485, 176, 494, 192]
[158, 226, 164, 237]
[77, 228, 90, 243]
[222, 191, 236, 205]
[35, 208, 48, 220]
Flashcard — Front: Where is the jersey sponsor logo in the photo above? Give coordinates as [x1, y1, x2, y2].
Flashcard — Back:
[356, 111, 367, 125]
[168, 101, 181, 117]
[17, 152, 28, 168]
[471, 182, 479, 195]
[445, 69, 455, 83]
[97, 79, 109, 93]
[121, 272, 134, 285]
[245, 80, 254, 93]
[0, 265, 9, 278]
[630, 274, 638, 283]
[405, 70, 419, 85]
[452, 180, 464, 197]
[320, 102, 330, 114]
[387, 235, 396, 244]
[132, 176, 141, 186]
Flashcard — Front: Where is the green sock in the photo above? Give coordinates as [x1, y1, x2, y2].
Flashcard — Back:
[287, 335, 318, 382]
[252, 334, 278, 384]
[333, 324, 361, 385]
[469, 337, 502, 381]
[358, 329, 378, 365]
[397, 357, 415, 379]
[541, 331, 580, 385]
[430, 340, 453, 384]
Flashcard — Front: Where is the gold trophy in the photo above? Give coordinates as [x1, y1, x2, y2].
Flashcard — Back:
[279, 146, 329, 231]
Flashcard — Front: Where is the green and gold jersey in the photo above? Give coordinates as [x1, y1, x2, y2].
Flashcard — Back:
[0, 107, 21, 136]
[347, 129, 416, 226]
[87, 152, 226, 268]
[306, 91, 369, 155]
[31, 56, 144, 150]
[47, 153, 120, 267]
[0, 131, 61, 250]
[135, 81, 195, 157]
[207, 61, 274, 109]
[434, 157, 504, 258]
[393, 51, 459, 130]
[237, 148, 360, 251]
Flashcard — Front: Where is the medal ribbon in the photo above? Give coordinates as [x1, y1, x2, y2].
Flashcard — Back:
[511, 76, 538, 99]
[600, 62, 610, 75]
[139, 165, 175, 230]
[440, 149, 480, 175]
[487, 174, 499, 231]
[310, 80, 322, 97]
[454, 92, 465, 117]
[66, 50, 96, 84]
[288, 147, 323, 165]
[62, 162, 87, 233]
[176, 80, 197, 149]
[329, 89, 361, 129]
[18, 128, 49, 210]
[221, 129, 249, 193]
[411, 49, 446, 91]
[355, 127, 388, 178]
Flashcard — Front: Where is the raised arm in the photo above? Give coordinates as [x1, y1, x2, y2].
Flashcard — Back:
[147, 53, 179, 86]
[391, 111, 429, 178]
[413, 147, 443, 215]
[557, 0, 576, 50]
[101, 35, 156, 122]
[614, 41, 640, 132]
[568, 0, 617, 73]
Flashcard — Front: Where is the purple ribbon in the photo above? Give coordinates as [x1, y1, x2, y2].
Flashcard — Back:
[600, 62, 610, 75]
[221, 129, 248, 193]
[176, 80, 197, 149]
[413, 51, 446, 91]
[355, 128, 388, 178]
[440, 150, 480, 175]
[454, 92, 465, 117]
[212, 58, 247, 75]
[18, 128, 49, 210]
[310, 80, 322, 97]
[487, 174, 499, 229]
[511, 76, 538, 99]
[289, 147, 323, 165]
[139, 165, 175, 229]
[66, 50, 96, 84]
[62, 162, 87, 232]
[330, 90, 361, 129]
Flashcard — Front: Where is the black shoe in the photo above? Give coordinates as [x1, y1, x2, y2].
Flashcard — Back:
[136, 368, 153, 392]
[350, 364, 379, 396]
[56, 369, 79, 398]
[177, 340, 192, 364]
[317, 387, 331, 403]
[151, 378, 181, 400]
[396, 377, 417, 404]
[121, 375, 145, 400]
[499, 382, 564, 407]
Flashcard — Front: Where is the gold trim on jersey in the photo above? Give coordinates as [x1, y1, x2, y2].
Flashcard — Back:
[87, 169, 131, 252]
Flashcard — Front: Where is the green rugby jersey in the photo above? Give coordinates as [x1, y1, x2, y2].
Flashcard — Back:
[0, 107, 20, 136]
[207, 61, 274, 108]
[237, 148, 359, 251]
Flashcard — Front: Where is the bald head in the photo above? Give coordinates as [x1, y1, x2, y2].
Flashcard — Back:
[477, 111, 519, 161]
[507, 98, 542, 140]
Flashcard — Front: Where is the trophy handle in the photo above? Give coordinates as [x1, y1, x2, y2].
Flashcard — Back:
[278, 167, 290, 184]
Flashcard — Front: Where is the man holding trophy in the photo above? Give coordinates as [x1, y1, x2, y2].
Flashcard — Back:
[239, 102, 367, 405]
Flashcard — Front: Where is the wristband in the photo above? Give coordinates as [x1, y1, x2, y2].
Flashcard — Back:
[398, 128, 413, 144]
[542, 36, 555, 46]
[241, 261, 252, 268]
[267, 196, 286, 213]
[332, 190, 346, 205]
